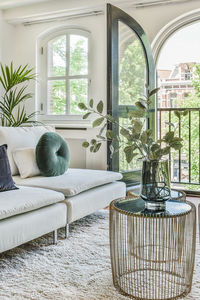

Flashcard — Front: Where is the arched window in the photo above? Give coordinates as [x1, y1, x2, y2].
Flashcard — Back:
[152, 12, 200, 187]
[38, 28, 90, 121]
[155, 21, 200, 108]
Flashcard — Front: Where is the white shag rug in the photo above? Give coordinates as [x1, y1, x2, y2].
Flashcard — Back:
[0, 199, 200, 300]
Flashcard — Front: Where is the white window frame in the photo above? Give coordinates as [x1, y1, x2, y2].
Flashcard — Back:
[37, 27, 91, 123]
[152, 8, 200, 63]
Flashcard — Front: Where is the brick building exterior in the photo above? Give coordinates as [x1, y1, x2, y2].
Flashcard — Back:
[157, 62, 196, 108]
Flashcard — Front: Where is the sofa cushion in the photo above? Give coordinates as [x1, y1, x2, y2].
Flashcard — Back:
[13, 168, 123, 196]
[0, 126, 55, 175]
[0, 186, 65, 221]
[0, 144, 18, 192]
[36, 132, 70, 177]
[13, 147, 40, 179]
[65, 181, 126, 223]
[0, 203, 67, 253]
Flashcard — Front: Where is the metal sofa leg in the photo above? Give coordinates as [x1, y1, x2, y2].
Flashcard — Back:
[65, 223, 69, 239]
[53, 229, 58, 244]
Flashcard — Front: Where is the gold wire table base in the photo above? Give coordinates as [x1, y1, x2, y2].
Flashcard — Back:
[109, 198, 196, 300]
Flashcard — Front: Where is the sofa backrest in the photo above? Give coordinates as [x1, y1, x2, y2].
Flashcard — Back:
[0, 126, 54, 175]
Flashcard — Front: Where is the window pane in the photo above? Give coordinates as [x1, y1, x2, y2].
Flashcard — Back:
[48, 80, 66, 115]
[69, 35, 88, 76]
[48, 35, 66, 77]
[118, 22, 146, 105]
[70, 79, 88, 114]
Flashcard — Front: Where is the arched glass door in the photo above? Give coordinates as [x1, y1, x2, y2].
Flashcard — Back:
[156, 21, 200, 191]
[107, 4, 155, 186]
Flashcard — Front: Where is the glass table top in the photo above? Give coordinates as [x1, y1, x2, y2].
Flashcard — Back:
[128, 188, 185, 200]
[114, 197, 191, 217]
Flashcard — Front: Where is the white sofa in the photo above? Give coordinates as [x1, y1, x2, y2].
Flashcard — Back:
[0, 126, 126, 253]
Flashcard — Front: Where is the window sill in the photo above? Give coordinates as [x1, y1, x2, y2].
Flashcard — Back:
[43, 121, 93, 130]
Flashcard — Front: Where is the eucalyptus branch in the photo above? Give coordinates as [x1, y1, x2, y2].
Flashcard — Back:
[86, 106, 126, 131]
[78, 86, 183, 163]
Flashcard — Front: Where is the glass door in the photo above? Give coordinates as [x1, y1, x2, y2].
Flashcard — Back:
[107, 4, 155, 186]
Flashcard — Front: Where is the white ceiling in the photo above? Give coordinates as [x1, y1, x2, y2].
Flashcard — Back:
[0, 0, 52, 9]
[0, 0, 193, 10]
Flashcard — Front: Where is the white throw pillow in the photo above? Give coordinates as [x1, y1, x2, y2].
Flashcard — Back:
[13, 148, 40, 179]
[0, 126, 55, 175]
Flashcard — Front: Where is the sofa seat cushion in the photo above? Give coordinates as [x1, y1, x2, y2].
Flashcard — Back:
[65, 181, 126, 223]
[13, 168, 123, 197]
[0, 186, 65, 221]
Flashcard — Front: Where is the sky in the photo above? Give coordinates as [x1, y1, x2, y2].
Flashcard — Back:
[157, 21, 200, 70]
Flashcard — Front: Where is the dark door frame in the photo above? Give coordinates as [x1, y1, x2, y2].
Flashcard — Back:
[107, 3, 155, 185]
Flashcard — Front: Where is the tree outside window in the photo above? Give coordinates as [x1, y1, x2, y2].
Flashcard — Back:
[46, 31, 89, 116]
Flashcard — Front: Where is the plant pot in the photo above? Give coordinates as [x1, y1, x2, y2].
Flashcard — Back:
[140, 159, 171, 211]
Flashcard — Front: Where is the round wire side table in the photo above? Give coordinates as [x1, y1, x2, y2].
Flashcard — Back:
[109, 197, 196, 300]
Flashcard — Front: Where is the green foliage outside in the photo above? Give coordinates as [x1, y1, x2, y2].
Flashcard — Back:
[119, 39, 146, 106]
[174, 94, 200, 184]
[161, 64, 200, 188]
[49, 80, 66, 115]
[50, 35, 88, 115]
[51, 35, 66, 76]
[118, 39, 146, 171]
[192, 64, 200, 99]
[69, 37, 88, 76]
[70, 79, 88, 115]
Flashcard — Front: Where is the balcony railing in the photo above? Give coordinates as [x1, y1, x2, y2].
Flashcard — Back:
[158, 107, 200, 187]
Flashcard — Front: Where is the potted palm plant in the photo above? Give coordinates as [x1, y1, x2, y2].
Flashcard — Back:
[78, 86, 183, 210]
[0, 62, 38, 127]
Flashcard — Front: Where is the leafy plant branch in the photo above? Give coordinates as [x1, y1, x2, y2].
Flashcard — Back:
[78, 86, 184, 163]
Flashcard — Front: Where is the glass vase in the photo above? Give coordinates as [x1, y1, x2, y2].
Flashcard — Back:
[140, 159, 171, 211]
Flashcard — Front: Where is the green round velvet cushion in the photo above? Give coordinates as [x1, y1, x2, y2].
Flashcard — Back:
[36, 132, 70, 177]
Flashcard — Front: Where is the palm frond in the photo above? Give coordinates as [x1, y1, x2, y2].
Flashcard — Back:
[0, 62, 36, 92]
[0, 62, 37, 127]
[0, 64, 7, 90]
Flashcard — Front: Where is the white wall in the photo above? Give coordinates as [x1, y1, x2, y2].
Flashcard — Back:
[125, 1, 200, 43]
[1, 0, 200, 170]
[0, 12, 15, 65]
[5, 12, 107, 170]
[0, 10, 15, 99]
